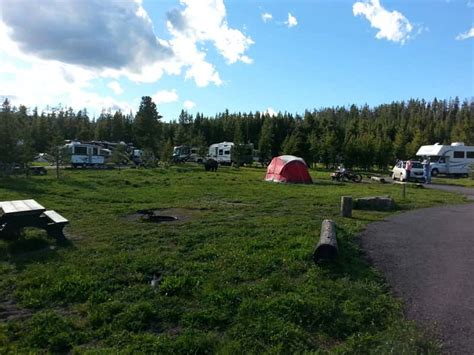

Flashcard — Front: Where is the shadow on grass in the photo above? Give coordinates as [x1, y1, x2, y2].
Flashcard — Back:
[0, 176, 48, 195]
[0, 231, 75, 270]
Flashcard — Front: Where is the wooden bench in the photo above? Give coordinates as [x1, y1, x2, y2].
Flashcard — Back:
[0, 200, 69, 241]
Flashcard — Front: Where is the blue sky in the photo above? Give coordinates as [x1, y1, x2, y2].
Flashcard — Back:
[0, 0, 472, 121]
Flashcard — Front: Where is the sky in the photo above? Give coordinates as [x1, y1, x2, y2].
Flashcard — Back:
[0, 0, 473, 121]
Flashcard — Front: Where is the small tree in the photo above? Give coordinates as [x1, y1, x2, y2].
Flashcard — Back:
[111, 144, 130, 170]
[160, 139, 174, 166]
[192, 133, 208, 160]
[141, 149, 158, 168]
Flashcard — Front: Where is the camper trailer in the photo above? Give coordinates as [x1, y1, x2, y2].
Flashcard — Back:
[416, 142, 474, 176]
[64, 141, 108, 168]
[173, 146, 204, 163]
[208, 142, 256, 166]
[208, 142, 234, 165]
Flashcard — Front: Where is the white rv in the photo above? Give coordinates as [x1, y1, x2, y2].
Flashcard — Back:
[64, 141, 107, 168]
[416, 142, 474, 176]
[208, 142, 234, 165]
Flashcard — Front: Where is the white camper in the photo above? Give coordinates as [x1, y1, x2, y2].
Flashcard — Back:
[416, 142, 474, 176]
[208, 142, 234, 165]
[64, 141, 107, 168]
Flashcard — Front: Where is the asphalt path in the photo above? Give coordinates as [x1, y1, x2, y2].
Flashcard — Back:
[360, 184, 474, 354]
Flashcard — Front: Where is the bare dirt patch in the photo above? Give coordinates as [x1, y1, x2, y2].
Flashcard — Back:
[0, 299, 31, 321]
[124, 208, 206, 224]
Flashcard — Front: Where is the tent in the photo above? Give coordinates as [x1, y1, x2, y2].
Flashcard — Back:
[264, 155, 313, 184]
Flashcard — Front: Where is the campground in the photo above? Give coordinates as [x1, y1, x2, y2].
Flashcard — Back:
[0, 166, 469, 353]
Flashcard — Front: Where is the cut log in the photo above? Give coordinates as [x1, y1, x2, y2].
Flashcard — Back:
[340, 196, 352, 217]
[313, 219, 338, 263]
[370, 176, 386, 183]
[354, 196, 395, 211]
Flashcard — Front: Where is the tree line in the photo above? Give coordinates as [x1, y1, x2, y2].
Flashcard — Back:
[0, 96, 473, 170]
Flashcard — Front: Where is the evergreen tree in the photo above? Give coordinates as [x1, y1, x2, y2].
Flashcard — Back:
[258, 116, 274, 163]
[133, 96, 163, 155]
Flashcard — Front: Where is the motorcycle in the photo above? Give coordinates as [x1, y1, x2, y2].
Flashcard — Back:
[331, 169, 363, 183]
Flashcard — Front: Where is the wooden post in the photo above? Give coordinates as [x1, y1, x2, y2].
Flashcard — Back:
[394, 181, 407, 199]
[313, 219, 338, 263]
[340, 196, 352, 217]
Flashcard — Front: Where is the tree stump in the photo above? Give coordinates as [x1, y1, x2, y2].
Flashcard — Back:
[340, 196, 352, 217]
[313, 219, 338, 263]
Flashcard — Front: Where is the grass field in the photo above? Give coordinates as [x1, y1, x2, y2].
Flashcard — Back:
[431, 176, 474, 188]
[0, 166, 467, 353]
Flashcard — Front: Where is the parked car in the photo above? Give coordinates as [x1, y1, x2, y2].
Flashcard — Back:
[392, 160, 424, 182]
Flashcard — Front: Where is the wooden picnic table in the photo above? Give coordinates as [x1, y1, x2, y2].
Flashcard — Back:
[0, 199, 69, 241]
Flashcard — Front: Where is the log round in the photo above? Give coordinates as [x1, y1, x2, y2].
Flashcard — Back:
[340, 196, 352, 217]
[313, 219, 338, 263]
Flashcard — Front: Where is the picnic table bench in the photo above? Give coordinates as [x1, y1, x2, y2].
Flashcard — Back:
[0, 199, 69, 241]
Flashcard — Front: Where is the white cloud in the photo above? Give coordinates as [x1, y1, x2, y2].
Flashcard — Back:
[285, 13, 298, 28]
[165, 0, 254, 86]
[262, 12, 273, 23]
[183, 100, 196, 109]
[264, 107, 277, 116]
[0, 0, 171, 71]
[107, 81, 123, 95]
[0, 0, 254, 114]
[456, 26, 474, 40]
[152, 89, 179, 105]
[353, 0, 413, 44]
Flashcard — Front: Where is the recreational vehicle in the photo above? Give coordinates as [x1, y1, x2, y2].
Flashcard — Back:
[416, 142, 474, 176]
[208, 142, 234, 165]
[173, 146, 204, 163]
[64, 141, 108, 168]
[208, 142, 256, 166]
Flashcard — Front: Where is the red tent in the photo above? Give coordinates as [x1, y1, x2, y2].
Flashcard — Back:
[265, 155, 313, 184]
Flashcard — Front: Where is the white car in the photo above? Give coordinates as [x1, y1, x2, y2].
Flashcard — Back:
[392, 160, 425, 182]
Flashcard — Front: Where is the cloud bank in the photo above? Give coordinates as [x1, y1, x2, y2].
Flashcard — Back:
[0, 0, 172, 71]
[0, 0, 253, 113]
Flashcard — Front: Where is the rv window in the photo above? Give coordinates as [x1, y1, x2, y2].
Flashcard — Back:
[75, 146, 87, 155]
[453, 151, 465, 159]
[439, 157, 446, 163]
[224, 150, 230, 155]
[467, 152, 474, 159]
[92, 147, 98, 155]
[219, 149, 223, 155]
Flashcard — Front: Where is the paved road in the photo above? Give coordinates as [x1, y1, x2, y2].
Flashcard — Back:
[360, 185, 474, 354]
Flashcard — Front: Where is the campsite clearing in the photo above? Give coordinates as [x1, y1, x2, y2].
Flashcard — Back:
[0, 166, 467, 353]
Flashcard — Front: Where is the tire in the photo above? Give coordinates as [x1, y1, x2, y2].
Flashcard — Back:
[431, 168, 439, 177]
[351, 174, 363, 183]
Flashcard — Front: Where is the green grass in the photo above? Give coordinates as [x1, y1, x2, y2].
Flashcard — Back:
[431, 176, 474, 188]
[0, 166, 466, 353]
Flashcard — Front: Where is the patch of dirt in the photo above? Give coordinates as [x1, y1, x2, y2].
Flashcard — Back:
[124, 208, 206, 224]
[0, 299, 31, 321]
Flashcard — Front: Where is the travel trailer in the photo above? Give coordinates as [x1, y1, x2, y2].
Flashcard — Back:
[64, 141, 108, 168]
[416, 142, 474, 176]
[208, 142, 257, 166]
[172, 146, 204, 163]
[208, 142, 234, 165]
